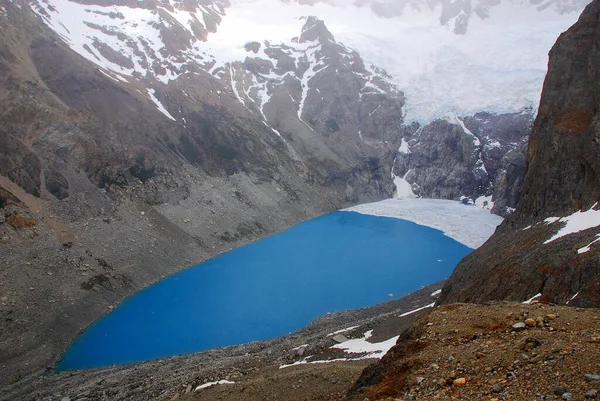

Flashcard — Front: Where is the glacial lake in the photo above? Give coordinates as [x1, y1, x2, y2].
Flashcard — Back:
[59, 210, 473, 370]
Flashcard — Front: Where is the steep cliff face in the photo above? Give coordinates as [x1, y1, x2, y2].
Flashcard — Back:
[439, 0, 600, 307]
[394, 111, 532, 215]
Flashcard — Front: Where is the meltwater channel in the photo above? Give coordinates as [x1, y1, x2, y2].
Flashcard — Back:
[59, 210, 472, 370]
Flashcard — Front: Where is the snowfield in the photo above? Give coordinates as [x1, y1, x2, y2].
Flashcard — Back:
[212, 0, 586, 122]
[30, 0, 587, 123]
[344, 198, 503, 249]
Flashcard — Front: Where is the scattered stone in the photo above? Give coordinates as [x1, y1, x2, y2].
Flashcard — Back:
[585, 374, 600, 382]
[61, 397, 71, 401]
[492, 384, 503, 393]
[416, 376, 425, 384]
[585, 389, 598, 399]
[449, 371, 457, 379]
[546, 314, 557, 320]
[513, 322, 526, 331]
[554, 385, 567, 396]
[525, 318, 536, 327]
[525, 337, 542, 348]
[453, 377, 466, 386]
[562, 392, 573, 400]
[332, 334, 348, 343]
[185, 384, 191, 394]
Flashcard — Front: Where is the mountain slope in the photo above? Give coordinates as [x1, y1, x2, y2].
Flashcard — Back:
[0, 0, 397, 386]
[439, 0, 600, 307]
[0, 0, 589, 388]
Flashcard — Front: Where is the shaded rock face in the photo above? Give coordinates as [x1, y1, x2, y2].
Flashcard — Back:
[395, 111, 532, 216]
[439, 0, 600, 307]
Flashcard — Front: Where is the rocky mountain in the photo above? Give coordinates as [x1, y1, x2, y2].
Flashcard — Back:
[439, 0, 600, 307]
[394, 110, 533, 215]
[0, 0, 587, 389]
[347, 4, 600, 398]
[0, 0, 403, 386]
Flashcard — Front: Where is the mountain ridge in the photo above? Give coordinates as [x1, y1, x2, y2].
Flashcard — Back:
[439, 0, 600, 307]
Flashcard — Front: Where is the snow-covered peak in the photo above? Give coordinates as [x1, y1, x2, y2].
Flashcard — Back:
[220, 0, 587, 122]
[299, 15, 335, 43]
[29, 0, 588, 122]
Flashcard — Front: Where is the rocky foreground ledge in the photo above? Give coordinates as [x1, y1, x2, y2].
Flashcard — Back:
[5, 286, 600, 401]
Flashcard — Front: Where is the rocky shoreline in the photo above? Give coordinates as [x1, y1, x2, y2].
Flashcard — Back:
[1, 281, 444, 400]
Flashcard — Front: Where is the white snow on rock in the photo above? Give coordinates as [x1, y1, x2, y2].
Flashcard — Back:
[280, 329, 400, 368]
[475, 195, 494, 211]
[566, 291, 580, 304]
[392, 175, 417, 199]
[522, 293, 542, 304]
[344, 198, 503, 249]
[578, 234, 600, 254]
[544, 204, 600, 244]
[216, 0, 585, 122]
[398, 138, 411, 154]
[327, 326, 360, 337]
[398, 302, 436, 317]
[31, 0, 586, 123]
[147, 89, 176, 121]
[195, 380, 235, 391]
[430, 289, 442, 297]
[330, 330, 398, 358]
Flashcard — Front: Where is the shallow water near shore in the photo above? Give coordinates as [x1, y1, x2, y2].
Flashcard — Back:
[59, 211, 472, 370]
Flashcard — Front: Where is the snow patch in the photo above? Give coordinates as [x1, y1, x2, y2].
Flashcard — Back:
[399, 302, 436, 317]
[398, 138, 411, 154]
[578, 234, 600, 254]
[475, 195, 494, 211]
[327, 326, 360, 337]
[544, 204, 600, 244]
[522, 293, 542, 304]
[330, 330, 399, 358]
[147, 89, 176, 121]
[430, 289, 442, 297]
[280, 330, 398, 369]
[344, 198, 503, 249]
[392, 175, 417, 199]
[445, 112, 481, 146]
[566, 291, 580, 304]
[195, 380, 235, 391]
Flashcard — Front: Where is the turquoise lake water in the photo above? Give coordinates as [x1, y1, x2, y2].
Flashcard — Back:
[59, 211, 472, 370]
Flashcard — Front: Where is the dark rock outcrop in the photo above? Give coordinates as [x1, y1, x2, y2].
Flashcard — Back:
[395, 111, 532, 216]
[439, 0, 600, 307]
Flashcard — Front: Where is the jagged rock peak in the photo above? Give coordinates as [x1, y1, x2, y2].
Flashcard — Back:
[299, 16, 335, 43]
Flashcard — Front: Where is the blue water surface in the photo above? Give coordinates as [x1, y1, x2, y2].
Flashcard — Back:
[59, 211, 472, 370]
